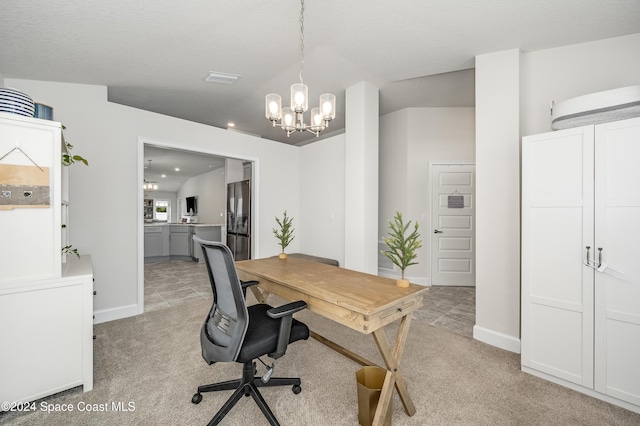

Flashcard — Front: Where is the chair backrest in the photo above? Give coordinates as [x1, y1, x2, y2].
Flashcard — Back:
[194, 236, 249, 364]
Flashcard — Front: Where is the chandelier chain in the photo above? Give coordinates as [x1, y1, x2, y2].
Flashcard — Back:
[299, 0, 305, 84]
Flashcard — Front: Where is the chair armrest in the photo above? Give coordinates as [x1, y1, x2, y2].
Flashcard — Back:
[241, 280, 259, 290]
[240, 280, 259, 290]
[267, 300, 307, 319]
[240, 280, 259, 298]
[267, 300, 308, 359]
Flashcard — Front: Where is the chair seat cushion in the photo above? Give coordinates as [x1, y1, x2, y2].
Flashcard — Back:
[237, 303, 309, 362]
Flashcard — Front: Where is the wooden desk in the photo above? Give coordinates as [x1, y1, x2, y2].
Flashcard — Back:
[235, 257, 428, 426]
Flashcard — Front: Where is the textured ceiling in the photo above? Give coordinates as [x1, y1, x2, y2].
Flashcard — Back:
[1, 0, 639, 147]
[143, 145, 226, 193]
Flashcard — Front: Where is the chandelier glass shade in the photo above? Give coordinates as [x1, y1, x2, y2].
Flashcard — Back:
[143, 181, 158, 191]
[265, 0, 336, 137]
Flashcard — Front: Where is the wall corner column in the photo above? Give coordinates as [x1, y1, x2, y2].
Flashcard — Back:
[344, 81, 379, 274]
[474, 49, 522, 353]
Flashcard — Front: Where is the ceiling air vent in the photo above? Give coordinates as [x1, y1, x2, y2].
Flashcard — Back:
[205, 71, 241, 84]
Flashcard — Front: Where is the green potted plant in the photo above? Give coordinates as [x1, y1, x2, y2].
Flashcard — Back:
[273, 210, 295, 259]
[381, 210, 422, 287]
[61, 126, 88, 166]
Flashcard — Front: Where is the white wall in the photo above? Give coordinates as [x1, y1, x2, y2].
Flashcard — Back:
[521, 33, 640, 136]
[225, 158, 246, 183]
[379, 107, 475, 284]
[475, 49, 522, 353]
[299, 134, 346, 266]
[6, 78, 301, 323]
[379, 109, 410, 240]
[177, 167, 226, 224]
[473, 32, 640, 353]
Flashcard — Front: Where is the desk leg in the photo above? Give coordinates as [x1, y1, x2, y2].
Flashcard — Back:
[249, 286, 269, 304]
[371, 314, 416, 425]
[309, 330, 378, 367]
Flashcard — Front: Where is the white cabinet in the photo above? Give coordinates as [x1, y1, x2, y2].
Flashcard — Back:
[0, 113, 93, 407]
[0, 113, 62, 282]
[0, 255, 93, 406]
[522, 117, 640, 412]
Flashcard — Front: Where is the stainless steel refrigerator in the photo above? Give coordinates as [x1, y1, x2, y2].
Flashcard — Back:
[226, 180, 251, 260]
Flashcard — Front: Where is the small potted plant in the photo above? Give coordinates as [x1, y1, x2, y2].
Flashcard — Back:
[273, 210, 295, 259]
[381, 210, 422, 287]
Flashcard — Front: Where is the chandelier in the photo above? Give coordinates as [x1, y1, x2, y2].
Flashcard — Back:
[143, 160, 158, 191]
[143, 181, 158, 191]
[265, 0, 336, 137]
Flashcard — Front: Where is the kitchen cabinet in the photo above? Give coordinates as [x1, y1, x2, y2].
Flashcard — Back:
[144, 224, 224, 261]
[144, 226, 163, 257]
[170, 225, 190, 257]
[521, 117, 640, 413]
[192, 225, 224, 262]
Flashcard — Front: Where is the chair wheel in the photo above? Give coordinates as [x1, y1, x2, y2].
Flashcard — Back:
[292, 384, 302, 394]
[192, 393, 202, 404]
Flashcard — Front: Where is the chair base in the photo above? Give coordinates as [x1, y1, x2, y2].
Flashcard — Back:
[192, 361, 302, 426]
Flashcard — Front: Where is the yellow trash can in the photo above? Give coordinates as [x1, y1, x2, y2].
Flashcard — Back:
[355, 366, 392, 426]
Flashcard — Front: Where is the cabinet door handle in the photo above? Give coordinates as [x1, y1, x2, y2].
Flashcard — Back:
[598, 247, 603, 268]
[434, 229, 443, 234]
[584, 246, 597, 269]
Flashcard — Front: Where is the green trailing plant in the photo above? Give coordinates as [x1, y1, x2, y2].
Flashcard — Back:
[62, 244, 80, 259]
[381, 210, 422, 279]
[273, 210, 295, 253]
[61, 125, 88, 166]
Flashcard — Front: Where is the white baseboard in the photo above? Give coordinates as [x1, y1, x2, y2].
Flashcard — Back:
[522, 366, 640, 414]
[473, 325, 521, 353]
[93, 303, 141, 324]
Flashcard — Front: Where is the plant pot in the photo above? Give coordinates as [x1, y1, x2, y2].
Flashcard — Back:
[396, 279, 410, 288]
[279, 253, 287, 259]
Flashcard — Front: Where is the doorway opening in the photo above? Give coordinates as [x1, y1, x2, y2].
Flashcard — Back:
[138, 138, 257, 314]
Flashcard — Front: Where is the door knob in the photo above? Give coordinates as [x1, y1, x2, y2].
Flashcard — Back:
[434, 229, 443, 234]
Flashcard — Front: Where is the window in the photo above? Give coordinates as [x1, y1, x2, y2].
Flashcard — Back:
[155, 200, 169, 222]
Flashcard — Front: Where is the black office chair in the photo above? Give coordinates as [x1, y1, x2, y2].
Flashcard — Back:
[191, 237, 309, 426]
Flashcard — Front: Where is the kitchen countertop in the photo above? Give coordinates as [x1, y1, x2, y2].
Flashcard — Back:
[144, 223, 225, 227]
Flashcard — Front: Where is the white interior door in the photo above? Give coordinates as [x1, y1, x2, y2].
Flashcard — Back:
[594, 117, 640, 405]
[430, 163, 475, 286]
